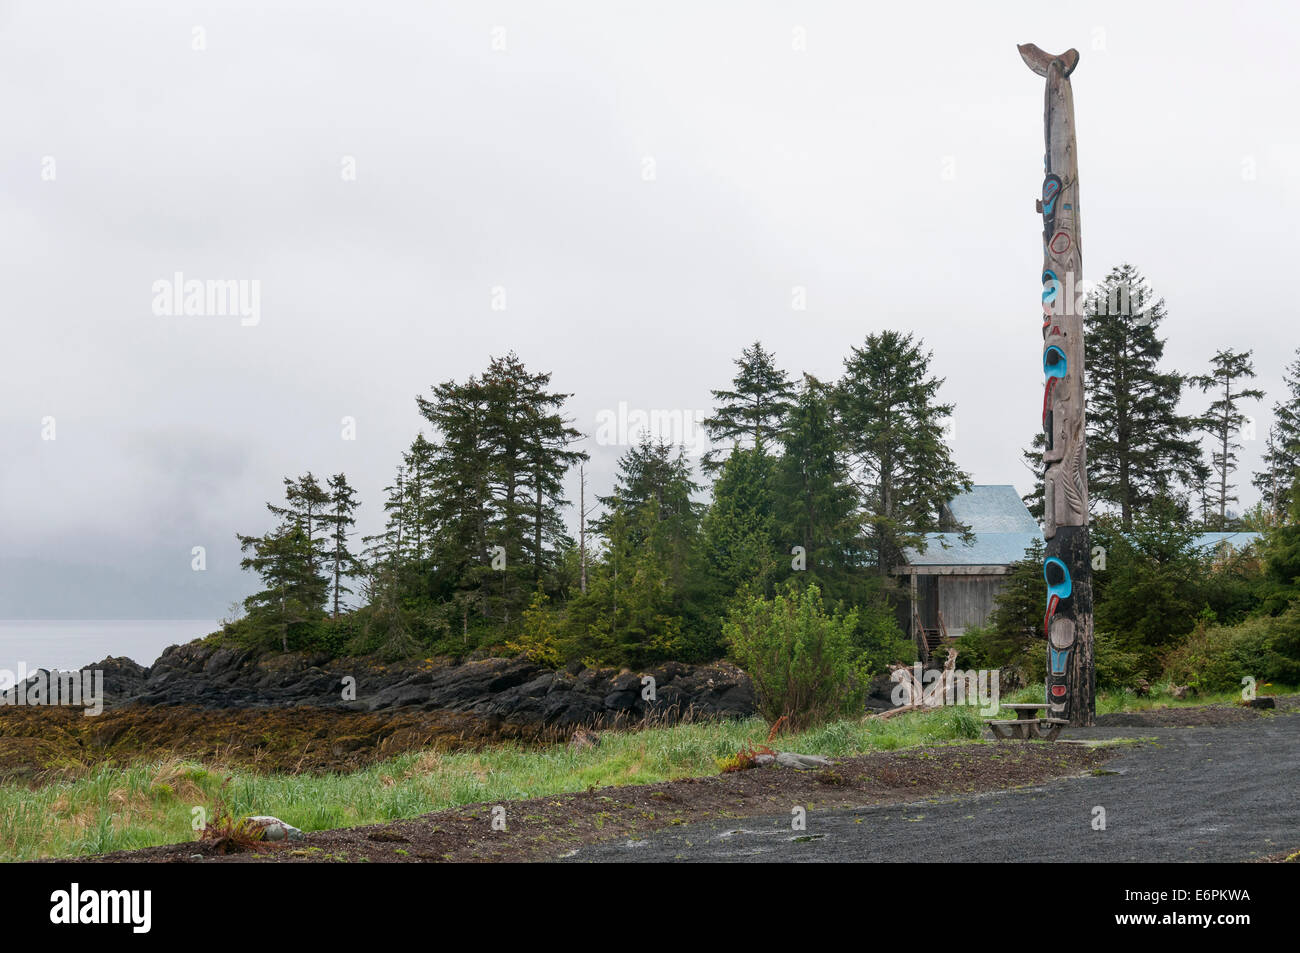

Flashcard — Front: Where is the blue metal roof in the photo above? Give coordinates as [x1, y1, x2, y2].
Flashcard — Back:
[945, 485, 1041, 534]
[1190, 531, 1261, 551]
[905, 531, 1041, 567]
[902, 485, 1041, 568]
[900, 485, 1263, 568]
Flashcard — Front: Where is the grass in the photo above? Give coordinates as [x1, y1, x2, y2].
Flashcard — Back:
[995, 681, 1299, 713]
[0, 705, 985, 862]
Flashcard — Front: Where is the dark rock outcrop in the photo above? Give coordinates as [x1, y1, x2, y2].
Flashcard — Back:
[69, 641, 756, 731]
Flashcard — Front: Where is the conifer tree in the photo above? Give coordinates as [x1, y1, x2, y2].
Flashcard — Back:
[1190, 348, 1266, 529]
[237, 523, 328, 651]
[380, 466, 409, 560]
[834, 331, 970, 574]
[418, 374, 492, 610]
[699, 446, 779, 597]
[416, 354, 584, 627]
[1019, 433, 1046, 522]
[326, 472, 361, 619]
[1254, 347, 1300, 517]
[772, 375, 860, 588]
[1083, 264, 1202, 528]
[403, 434, 436, 562]
[701, 341, 795, 471]
[267, 473, 333, 575]
[595, 437, 701, 578]
[479, 352, 586, 619]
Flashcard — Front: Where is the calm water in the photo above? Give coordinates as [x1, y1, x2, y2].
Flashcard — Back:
[0, 620, 219, 679]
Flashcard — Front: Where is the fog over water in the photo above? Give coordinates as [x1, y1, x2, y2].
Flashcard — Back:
[0, 620, 220, 679]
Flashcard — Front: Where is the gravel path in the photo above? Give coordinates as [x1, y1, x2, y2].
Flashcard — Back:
[563, 712, 1300, 863]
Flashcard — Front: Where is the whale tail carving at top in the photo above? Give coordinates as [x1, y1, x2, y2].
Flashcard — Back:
[1018, 43, 1079, 77]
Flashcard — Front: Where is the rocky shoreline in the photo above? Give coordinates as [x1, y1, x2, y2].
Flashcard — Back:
[53, 641, 759, 731]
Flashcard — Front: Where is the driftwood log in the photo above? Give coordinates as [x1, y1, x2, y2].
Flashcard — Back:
[869, 647, 960, 720]
[754, 752, 835, 769]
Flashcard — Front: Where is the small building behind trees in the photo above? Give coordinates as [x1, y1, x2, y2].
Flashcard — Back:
[894, 485, 1041, 661]
[1190, 530, 1261, 556]
[894, 486, 1265, 662]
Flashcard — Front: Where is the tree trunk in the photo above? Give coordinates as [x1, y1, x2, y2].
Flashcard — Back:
[1022, 42, 1095, 727]
[535, 480, 544, 581]
[579, 465, 588, 595]
[333, 509, 342, 620]
[1220, 378, 1231, 526]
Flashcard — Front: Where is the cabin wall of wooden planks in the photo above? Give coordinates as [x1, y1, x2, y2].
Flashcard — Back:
[914, 572, 1009, 636]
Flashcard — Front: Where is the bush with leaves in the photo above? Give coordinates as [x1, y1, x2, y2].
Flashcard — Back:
[955, 624, 1041, 691]
[953, 538, 1045, 687]
[723, 583, 866, 729]
[1162, 605, 1300, 693]
[1260, 483, 1300, 615]
[1093, 630, 1145, 690]
[847, 593, 915, 673]
[505, 587, 568, 667]
[1091, 504, 1208, 677]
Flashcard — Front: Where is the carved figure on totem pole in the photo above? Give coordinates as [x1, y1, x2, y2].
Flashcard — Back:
[1020, 42, 1096, 727]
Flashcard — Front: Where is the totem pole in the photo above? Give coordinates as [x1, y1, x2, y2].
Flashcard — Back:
[1019, 43, 1095, 727]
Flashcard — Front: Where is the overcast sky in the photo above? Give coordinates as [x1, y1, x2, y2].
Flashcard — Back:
[2, 0, 1297, 619]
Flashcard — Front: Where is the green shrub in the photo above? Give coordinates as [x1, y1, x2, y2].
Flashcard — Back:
[1094, 630, 1145, 690]
[1090, 508, 1208, 678]
[956, 623, 1041, 689]
[504, 588, 567, 667]
[1162, 605, 1300, 693]
[723, 583, 866, 729]
[848, 599, 915, 673]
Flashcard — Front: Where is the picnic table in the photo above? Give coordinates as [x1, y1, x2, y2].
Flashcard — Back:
[987, 703, 1068, 741]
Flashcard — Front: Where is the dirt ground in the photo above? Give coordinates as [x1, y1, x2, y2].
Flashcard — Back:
[81, 741, 1114, 863]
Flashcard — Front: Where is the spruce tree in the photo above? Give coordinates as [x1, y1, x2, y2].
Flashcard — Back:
[1190, 348, 1266, 529]
[326, 473, 361, 619]
[573, 504, 686, 667]
[380, 466, 409, 561]
[595, 437, 701, 559]
[237, 523, 328, 651]
[699, 446, 779, 597]
[1019, 433, 1046, 522]
[834, 331, 970, 574]
[1188, 457, 1216, 527]
[1083, 264, 1202, 528]
[418, 374, 492, 613]
[479, 352, 585, 617]
[417, 354, 584, 627]
[701, 341, 795, 471]
[266, 473, 333, 576]
[772, 374, 860, 589]
[1261, 474, 1300, 614]
[403, 434, 436, 563]
[1254, 347, 1300, 517]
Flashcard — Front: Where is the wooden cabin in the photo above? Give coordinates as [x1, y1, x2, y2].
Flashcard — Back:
[893, 489, 1263, 662]
[893, 485, 1041, 661]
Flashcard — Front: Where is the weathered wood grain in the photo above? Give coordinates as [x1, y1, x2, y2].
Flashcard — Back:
[1024, 43, 1096, 727]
